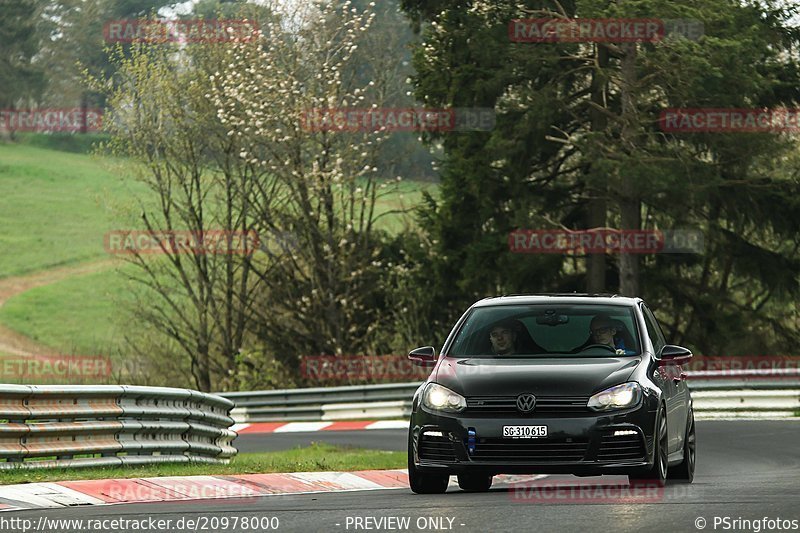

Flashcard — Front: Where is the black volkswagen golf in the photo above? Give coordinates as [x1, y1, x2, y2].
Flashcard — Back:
[407, 294, 696, 493]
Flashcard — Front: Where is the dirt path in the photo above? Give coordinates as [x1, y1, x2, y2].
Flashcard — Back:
[0, 260, 117, 357]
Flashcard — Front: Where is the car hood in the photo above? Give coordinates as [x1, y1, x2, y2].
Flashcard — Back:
[433, 356, 641, 397]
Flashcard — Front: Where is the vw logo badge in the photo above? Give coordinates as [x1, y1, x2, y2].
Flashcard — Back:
[516, 393, 536, 413]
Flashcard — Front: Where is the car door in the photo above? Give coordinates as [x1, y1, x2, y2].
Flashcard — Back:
[640, 304, 681, 454]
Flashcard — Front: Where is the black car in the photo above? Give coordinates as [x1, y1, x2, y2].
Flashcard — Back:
[407, 294, 696, 493]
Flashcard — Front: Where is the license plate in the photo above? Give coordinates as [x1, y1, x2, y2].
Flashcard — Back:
[502, 425, 548, 438]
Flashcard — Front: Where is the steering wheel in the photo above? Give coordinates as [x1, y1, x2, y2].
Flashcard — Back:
[580, 343, 617, 353]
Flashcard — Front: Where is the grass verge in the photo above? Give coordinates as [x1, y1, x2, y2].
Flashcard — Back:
[0, 144, 146, 279]
[0, 144, 432, 281]
[13, 133, 112, 154]
[0, 266, 137, 359]
[0, 442, 406, 486]
[0, 143, 435, 359]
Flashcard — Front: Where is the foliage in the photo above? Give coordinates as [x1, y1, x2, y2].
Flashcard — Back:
[92, 1, 428, 390]
[0, 0, 45, 109]
[399, 0, 800, 355]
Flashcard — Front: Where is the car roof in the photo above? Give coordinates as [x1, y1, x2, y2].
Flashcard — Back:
[471, 294, 641, 308]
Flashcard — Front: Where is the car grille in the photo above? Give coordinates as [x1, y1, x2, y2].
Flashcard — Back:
[417, 433, 457, 462]
[469, 438, 588, 463]
[465, 395, 591, 415]
[596, 432, 646, 462]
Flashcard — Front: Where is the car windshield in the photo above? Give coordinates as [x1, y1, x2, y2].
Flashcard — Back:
[447, 304, 641, 357]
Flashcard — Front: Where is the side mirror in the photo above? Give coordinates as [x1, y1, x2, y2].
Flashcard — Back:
[408, 346, 437, 366]
[659, 345, 693, 366]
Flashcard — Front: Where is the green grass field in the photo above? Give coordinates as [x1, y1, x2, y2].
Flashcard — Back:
[0, 143, 146, 279]
[0, 140, 435, 362]
[0, 267, 136, 357]
[0, 443, 406, 485]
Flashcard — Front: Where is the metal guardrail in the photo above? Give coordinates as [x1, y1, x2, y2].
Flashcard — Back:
[0, 385, 237, 470]
[222, 382, 421, 422]
[221, 370, 800, 422]
[691, 390, 800, 415]
[685, 369, 800, 390]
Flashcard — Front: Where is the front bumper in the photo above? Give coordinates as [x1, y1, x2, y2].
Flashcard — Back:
[410, 400, 659, 476]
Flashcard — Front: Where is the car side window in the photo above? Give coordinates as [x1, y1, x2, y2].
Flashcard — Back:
[641, 305, 666, 354]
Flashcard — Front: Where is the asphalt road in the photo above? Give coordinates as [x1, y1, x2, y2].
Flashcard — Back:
[7, 420, 800, 533]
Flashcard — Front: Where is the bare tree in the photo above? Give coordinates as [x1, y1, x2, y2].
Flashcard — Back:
[212, 1, 408, 374]
[95, 1, 412, 388]
[96, 26, 266, 391]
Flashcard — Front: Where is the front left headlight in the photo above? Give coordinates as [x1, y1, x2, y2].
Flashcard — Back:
[422, 383, 466, 413]
[588, 382, 642, 411]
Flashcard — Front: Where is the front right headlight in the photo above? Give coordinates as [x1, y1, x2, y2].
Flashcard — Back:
[588, 382, 642, 411]
[422, 383, 466, 413]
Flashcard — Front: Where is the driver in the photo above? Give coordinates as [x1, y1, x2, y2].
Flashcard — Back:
[588, 314, 629, 353]
[489, 319, 518, 355]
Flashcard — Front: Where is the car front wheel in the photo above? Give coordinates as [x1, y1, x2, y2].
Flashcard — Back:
[668, 407, 696, 483]
[629, 405, 668, 487]
[408, 428, 449, 494]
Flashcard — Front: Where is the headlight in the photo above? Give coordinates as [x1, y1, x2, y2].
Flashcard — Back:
[588, 382, 642, 411]
[422, 383, 466, 413]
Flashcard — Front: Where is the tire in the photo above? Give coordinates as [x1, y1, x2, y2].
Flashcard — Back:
[668, 407, 696, 483]
[457, 474, 493, 492]
[408, 427, 449, 494]
[629, 405, 668, 488]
